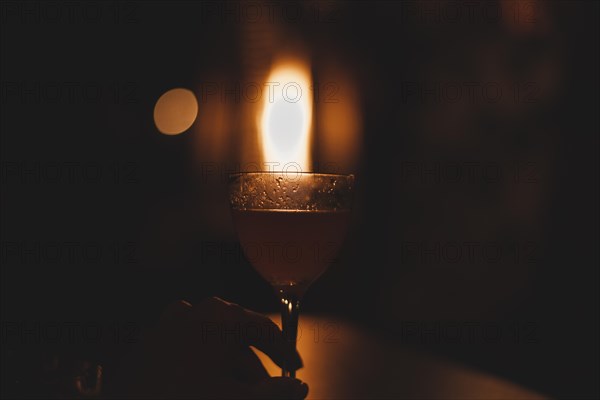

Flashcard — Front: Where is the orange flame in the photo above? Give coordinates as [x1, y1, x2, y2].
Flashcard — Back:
[258, 59, 313, 172]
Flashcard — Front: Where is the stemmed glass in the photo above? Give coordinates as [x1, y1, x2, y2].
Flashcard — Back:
[228, 172, 354, 377]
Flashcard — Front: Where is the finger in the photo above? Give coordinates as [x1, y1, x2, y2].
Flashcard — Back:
[250, 377, 309, 399]
[232, 346, 270, 383]
[238, 308, 303, 371]
[195, 297, 303, 371]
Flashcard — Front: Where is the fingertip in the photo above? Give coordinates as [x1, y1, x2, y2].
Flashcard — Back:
[299, 381, 309, 398]
[294, 380, 309, 399]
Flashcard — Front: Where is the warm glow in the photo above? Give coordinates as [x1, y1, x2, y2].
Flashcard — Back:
[154, 88, 198, 135]
[259, 60, 313, 172]
[317, 63, 362, 173]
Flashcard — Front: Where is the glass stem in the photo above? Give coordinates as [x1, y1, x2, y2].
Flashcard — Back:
[280, 294, 300, 378]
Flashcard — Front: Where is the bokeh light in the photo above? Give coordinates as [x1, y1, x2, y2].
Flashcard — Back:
[154, 88, 198, 135]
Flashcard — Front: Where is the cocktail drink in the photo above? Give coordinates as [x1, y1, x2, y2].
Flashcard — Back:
[229, 172, 354, 377]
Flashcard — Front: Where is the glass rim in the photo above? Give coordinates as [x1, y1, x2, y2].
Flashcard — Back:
[228, 171, 355, 180]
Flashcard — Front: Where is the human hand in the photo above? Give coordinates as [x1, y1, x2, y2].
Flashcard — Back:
[117, 297, 308, 399]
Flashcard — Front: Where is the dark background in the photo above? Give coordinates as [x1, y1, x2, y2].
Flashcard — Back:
[1, 1, 598, 398]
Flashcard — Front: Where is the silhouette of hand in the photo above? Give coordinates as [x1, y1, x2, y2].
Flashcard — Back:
[118, 297, 308, 399]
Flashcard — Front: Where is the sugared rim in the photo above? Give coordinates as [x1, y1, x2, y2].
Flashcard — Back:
[228, 171, 355, 179]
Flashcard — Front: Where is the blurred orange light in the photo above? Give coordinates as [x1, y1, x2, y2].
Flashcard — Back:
[154, 88, 198, 135]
